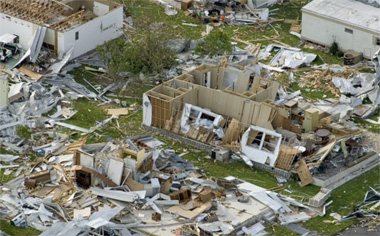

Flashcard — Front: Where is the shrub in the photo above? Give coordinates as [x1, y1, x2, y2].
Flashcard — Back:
[330, 41, 339, 55]
[97, 20, 177, 77]
[194, 30, 231, 56]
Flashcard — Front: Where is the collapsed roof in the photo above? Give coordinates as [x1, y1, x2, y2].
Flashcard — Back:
[0, 0, 121, 32]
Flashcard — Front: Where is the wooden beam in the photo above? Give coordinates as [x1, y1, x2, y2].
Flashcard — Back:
[50, 10, 84, 29]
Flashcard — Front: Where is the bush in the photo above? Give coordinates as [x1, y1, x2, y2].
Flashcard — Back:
[330, 41, 339, 55]
[97, 20, 177, 77]
[194, 30, 231, 56]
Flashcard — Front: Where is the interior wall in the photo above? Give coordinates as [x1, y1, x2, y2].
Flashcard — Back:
[190, 65, 219, 88]
[219, 67, 251, 93]
[197, 86, 245, 120]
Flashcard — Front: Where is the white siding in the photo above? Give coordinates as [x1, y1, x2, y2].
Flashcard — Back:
[58, 7, 123, 59]
[302, 12, 380, 58]
[0, 13, 36, 49]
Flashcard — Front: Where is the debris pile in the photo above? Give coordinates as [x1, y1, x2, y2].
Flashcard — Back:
[143, 46, 380, 191]
[0, 136, 330, 234]
[159, 0, 279, 25]
[335, 187, 380, 234]
[0, 2, 379, 235]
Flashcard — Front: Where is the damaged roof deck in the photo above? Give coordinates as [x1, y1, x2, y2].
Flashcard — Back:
[0, 0, 123, 60]
[0, 0, 120, 32]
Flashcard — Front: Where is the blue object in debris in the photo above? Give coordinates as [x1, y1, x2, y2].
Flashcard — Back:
[36, 150, 45, 156]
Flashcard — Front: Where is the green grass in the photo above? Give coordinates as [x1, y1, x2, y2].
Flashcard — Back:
[155, 136, 320, 198]
[289, 81, 336, 100]
[352, 112, 380, 133]
[266, 224, 300, 236]
[68, 65, 109, 93]
[0, 169, 15, 185]
[185, 152, 320, 199]
[302, 166, 380, 235]
[0, 220, 40, 236]
[64, 98, 108, 129]
[125, 0, 205, 39]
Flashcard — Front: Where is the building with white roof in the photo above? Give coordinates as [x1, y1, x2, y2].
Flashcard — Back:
[301, 0, 380, 58]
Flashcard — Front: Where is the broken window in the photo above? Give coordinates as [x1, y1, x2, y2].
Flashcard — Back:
[75, 31, 79, 40]
[344, 28, 353, 34]
[375, 37, 380, 46]
[247, 130, 280, 155]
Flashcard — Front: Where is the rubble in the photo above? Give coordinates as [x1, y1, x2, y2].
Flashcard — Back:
[0, 1, 378, 235]
[157, 0, 280, 26]
[0, 135, 329, 235]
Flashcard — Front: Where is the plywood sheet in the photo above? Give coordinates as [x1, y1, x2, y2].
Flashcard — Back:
[107, 108, 129, 118]
[167, 201, 211, 219]
[222, 118, 240, 144]
[297, 159, 313, 187]
[30, 186, 56, 198]
[19, 65, 43, 81]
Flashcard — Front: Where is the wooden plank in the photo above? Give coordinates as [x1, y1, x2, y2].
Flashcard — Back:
[297, 159, 314, 187]
[222, 118, 240, 144]
[19, 66, 43, 81]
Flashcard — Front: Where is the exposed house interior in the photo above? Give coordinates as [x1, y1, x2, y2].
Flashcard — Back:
[0, 0, 120, 32]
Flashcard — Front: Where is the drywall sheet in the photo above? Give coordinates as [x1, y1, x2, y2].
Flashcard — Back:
[107, 159, 124, 185]
[73, 207, 91, 219]
[223, 71, 239, 90]
[79, 152, 94, 169]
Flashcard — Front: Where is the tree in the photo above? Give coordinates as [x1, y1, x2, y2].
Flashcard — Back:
[97, 20, 177, 77]
[194, 30, 231, 56]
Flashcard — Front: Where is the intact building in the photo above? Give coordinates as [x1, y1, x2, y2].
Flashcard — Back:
[0, 0, 123, 59]
[301, 0, 380, 58]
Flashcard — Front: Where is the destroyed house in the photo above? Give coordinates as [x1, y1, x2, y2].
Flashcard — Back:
[0, 0, 123, 59]
[143, 64, 379, 185]
[143, 64, 280, 132]
[301, 0, 380, 58]
[142, 65, 306, 169]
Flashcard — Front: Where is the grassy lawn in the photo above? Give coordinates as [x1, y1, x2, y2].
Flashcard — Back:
[123, 0, 205, 39]
[0, 220, 40, 236]
[289, 81, 336, 100]
[266, 224, 300, 236]
[302, 165, 380, 235]
[158, 136, 321, 199]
